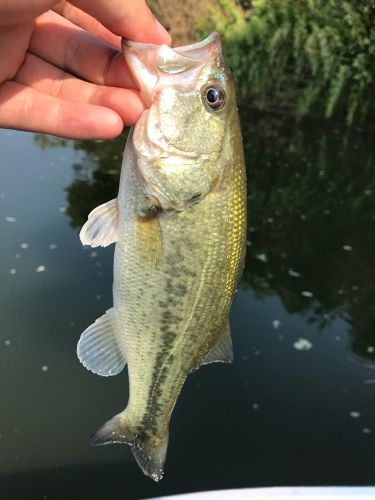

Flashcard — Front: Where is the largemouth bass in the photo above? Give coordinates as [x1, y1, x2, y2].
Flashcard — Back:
[77, 32, 246, 481]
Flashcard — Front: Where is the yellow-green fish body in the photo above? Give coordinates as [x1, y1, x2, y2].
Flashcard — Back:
[77, 33, 246, 481]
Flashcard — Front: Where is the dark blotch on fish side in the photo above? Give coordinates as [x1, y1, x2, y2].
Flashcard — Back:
[140, 243, 194, 434]
[175, 284, 187, 296]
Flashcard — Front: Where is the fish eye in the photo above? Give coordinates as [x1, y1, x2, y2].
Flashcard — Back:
[203, 85, 225, 110]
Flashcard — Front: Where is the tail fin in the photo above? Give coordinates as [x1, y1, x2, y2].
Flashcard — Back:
[90, 412, 169, 482]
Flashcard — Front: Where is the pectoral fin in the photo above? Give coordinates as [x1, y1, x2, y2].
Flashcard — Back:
[77, 308, 126, 377]
[201, 323, 233, 366]
[80, 199, 118, 248]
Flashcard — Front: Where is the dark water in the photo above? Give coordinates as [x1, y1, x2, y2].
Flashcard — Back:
[0, 112, 374, 500]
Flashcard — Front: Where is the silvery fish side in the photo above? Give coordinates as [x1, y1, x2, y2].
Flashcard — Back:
[77, 32, 247, 482]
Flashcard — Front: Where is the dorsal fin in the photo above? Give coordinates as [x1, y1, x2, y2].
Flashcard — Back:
[201, 322, 233, 366]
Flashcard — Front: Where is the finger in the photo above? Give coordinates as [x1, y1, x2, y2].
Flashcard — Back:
[0, 81, 124, 139]
[30, 10, 135, 89]
[53, 1, 120, 47]
[70, 0, 171, 44]
[0, 0, 56, 26]
[15, 52, 145, 124]
[0, 21, 34, 82]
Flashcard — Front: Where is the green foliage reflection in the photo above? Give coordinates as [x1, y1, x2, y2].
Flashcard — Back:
[242, 112, 375, 361]
[34, 132, 127, 226]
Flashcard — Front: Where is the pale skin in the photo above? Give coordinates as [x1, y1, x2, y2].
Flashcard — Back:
[0, 0, 171, 139]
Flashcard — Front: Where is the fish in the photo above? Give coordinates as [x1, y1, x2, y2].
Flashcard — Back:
[77, 32, 247, 482]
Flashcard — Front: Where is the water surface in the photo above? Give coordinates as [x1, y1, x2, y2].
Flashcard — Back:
[0, 114, 374, 499]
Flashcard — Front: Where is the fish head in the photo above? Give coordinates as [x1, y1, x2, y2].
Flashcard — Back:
[123, 33, 238, 210]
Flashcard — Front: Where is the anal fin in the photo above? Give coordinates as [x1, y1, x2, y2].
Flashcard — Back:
[80, 198, 118, 248]
[77, 308, 126, 376]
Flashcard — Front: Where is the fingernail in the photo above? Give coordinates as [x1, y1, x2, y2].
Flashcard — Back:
[154, 18, 172, 45]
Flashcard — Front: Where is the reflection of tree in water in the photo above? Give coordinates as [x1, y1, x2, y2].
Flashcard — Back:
[242, 113, 375, 361]
[34, 132, 127, 227]
[34, 113, 375, 360]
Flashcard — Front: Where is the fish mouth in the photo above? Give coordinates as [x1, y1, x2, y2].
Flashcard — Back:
[122, 32, 222, 107]
[122, 31, 220, 59]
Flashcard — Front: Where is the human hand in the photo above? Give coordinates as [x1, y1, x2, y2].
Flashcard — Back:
[0, 0, 171, 139]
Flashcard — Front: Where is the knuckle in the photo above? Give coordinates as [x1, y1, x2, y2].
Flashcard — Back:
[63, 31, 81, 72]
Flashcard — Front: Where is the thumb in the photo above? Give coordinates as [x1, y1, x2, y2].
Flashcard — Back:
[70, 0, 171, 44]
[0, 0, 58, 26]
